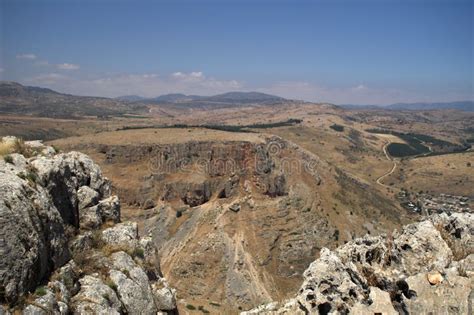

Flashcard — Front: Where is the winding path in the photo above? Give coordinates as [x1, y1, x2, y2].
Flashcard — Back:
[376, 142, 398, 188]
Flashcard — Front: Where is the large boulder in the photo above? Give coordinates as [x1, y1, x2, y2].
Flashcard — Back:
[0, 159, 69, 302]
[109, 251, 158, 315]
[31, 151, 111, 227]
[71, 275, 122, 314]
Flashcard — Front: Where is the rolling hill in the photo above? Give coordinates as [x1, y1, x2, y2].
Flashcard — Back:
[0, 81, 146, 118]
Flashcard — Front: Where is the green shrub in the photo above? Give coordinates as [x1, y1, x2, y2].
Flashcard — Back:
[186, 304, 196, 310]
[34, 286, 47, 296]
[3, 155, 13, 164]
[26, 171, 38, 183]
[133, 247, 145, 259]
[330, 124, 344, 132]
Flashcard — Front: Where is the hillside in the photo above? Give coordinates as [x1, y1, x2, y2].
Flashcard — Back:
[0, 82, 146, 118]
[49, 128, 409, 312]
[142, 91, 289, 109]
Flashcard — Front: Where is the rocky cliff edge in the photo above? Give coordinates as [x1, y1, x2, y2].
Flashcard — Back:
[243, 211, 473, 314]
[0, 137, 177, 314]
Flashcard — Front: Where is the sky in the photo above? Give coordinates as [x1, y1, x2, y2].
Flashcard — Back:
[0, 0, 473, 104]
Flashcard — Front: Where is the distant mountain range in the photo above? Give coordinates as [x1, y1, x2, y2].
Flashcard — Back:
[3, 81, 471, 119]
[119, 91, 287, 106]
[0, 82, 289, 117]
[341, 101, 474, 112]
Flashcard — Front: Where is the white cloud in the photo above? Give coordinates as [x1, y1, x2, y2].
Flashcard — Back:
[57, 63, 80, 70]
[16, 53, 37, 60]
[352, 84, 368, 91]
[35, 60, 50, 66]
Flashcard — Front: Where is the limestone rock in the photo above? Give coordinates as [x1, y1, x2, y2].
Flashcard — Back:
[0, 164, 69, 302]
[244, 213, 473, 314]
[296, 248, 369, 313]
[77, 186, 99, 210]
[23, 288, 61, 315]
[31, 151, 111, 227]
[71, 275, 122, 314]
[99, 195, 121, 223]
[0, 140, 177, 314]
[405, 272, 472, 314]
[102, 222, 139, 248]
[229, 203, 241, 212]
[109, 251, 157, 314]
[351, 287, 398, 315]
[152, 285, 177, 311]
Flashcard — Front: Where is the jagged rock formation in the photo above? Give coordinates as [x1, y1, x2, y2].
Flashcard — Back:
[0, 138, 176, 314]
[243, 212, 473, 314]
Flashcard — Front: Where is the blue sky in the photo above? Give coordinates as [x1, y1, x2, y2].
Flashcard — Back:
[1, 0, 472, 104]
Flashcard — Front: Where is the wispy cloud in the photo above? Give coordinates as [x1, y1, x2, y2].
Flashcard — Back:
[35, 60, 50, 66]
[16, 53, 37, 60]
[24, 71, 243, 97]
[256, 81, 472, 105]
[57, 63, 80, 70]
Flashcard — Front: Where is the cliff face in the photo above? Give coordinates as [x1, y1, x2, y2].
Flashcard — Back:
[243, 212, 473, 314]
[0, 138, 177, 314]
[51, 132, 406, 311]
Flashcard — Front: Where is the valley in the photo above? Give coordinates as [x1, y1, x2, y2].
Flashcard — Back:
[0, 83, 473, 313]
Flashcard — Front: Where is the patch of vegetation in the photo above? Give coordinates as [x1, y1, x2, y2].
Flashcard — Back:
[34, 286, 47, 297]
[105, 278, 117, 291]
[198, 305, 210, 313]
[209, 301, 221, 307]
[387, 143, 424, 158]
[330, 124, 345, 132]
[51, 145, 60, 153]
[13, 139, 33, 157]
[0, 141, 14, 156]
[366, 128, 469, 157]
[121, 269, 130, 277]
[3, 155, 13, 164]
[118, 118, 303, 133]
[186, 304, 196, 310]
[132, 247, 145, 259]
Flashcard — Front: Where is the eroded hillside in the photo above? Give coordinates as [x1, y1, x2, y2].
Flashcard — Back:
[50, 128, 408, 311]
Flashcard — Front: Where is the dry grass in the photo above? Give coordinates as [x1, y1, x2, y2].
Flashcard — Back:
[383, 232, 394, 267]
[0, 138, 38, 157]
[0, 141, 14, 156]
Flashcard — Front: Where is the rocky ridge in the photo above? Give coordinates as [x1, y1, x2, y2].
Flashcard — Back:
[0, 137, 176, 314]
[243, 212, 473, 314]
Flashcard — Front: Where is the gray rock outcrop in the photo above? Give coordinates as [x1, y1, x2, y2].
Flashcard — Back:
[243, 212, 473, 314]
[0, 138, 177, 314]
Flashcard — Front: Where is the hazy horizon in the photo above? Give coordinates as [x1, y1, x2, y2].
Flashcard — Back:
[1, 0, 473, 105]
